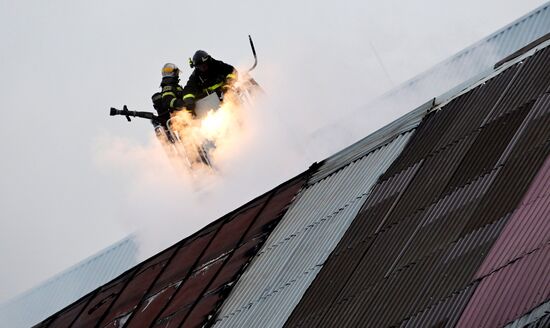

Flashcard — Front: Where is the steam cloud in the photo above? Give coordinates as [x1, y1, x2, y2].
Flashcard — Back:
[95, 72, 310, 259]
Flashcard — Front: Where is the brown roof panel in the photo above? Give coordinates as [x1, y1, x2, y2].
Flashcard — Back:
[181, 294, 222, 328]
[206, 239, 259, 294]
[98, 248, 176, 327]
[42, 297, 92, 328]
[154, 258, 226, 327]
[126, 227, 220, 328]
[434, 64, 521, 150]
[460, 141, 550, 236]
[399, 284, 477, 328]
[147, 224, 220, 297]
[456, 243, 550, 327]
[242, 180, 303, 241]
[71, 268, 137, 327]
[476, 154, 550, 277]
[444, 104, 531, 190]
[484, 46, 550, 123]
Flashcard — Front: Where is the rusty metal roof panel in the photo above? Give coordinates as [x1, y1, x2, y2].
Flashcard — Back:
[99, 248, 177, 327]
[125, 224, 221, 328]
[42, 297, 92, 328]
[71, 268, 138, 327]
[34, 175, 306, 328]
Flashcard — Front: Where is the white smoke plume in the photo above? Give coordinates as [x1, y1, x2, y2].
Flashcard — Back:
[95, 38, 506, 260]
[95, 74, 309, 259]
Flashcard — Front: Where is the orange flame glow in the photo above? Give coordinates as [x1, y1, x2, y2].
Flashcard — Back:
[159, 90, 246, 171]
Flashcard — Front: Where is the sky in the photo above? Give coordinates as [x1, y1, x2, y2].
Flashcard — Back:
[0, 0, 548, 305]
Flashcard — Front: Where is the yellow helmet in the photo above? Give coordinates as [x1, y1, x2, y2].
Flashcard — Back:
[161, 63, 179, 78]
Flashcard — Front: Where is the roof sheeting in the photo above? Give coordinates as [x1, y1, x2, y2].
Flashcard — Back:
[31, 5, 550, 328]
[508, 300, 550, 328]
[477, 150, 550, 277]
[284, 41, 550, 327]
[456, 243, 550, 328]
[454, 153, 550, 328]
[0, 236, 138, 328]
[34, 174, 307, 328]
[213, 132, 414, 328]
[310, 99, 431, 184]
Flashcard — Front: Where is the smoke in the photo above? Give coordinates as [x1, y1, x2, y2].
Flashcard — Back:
[306, 40, 507, 151]
[96, 32, 507, 261]
[95, 75, 310, 259]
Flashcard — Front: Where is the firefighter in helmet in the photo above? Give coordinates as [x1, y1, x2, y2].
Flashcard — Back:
[182, 50, 238, 111]
[151, 63, 193, 126]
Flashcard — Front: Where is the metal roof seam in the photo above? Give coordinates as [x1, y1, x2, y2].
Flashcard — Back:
[145, 220, 229, 327]
[386, 123, 486, 185]
[398, 284, 478, 328]
[253, 191, 372, 257]
[213, 266, 321, 321]
[307, 223, 496, 319]
[432, 36, 550, 117]
[365, 165, 502, 247]
[456, 242, 550, 327]
[398, 212, 506, 282]
[215, 137, 412, 327]
[180, 185, 303, 328]
[99, 248, 180, 327]
[318, 210, 510, 327]
[306, 135, 402, 186]
[471, 240, 550, 288]
[60, 290, 97, 328]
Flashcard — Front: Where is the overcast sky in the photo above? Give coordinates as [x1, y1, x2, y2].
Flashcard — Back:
[0, 0, 547, 304]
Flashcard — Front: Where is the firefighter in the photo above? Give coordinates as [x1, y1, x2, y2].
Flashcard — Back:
[182, 50, 238, 111]
[151, 63, 192, 126]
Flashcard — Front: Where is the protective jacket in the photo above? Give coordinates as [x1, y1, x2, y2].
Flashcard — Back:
[182, 59, 237, 108]
[152, 76, 185, 125]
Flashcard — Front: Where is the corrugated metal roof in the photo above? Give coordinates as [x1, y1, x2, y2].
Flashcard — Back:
[399, 284, 478, 328]
[476, 153, 550, 277]
[0, 235, 138, 328]
[525, 315, 550, 328]
[284, 38, 550, 327]
[30, 5, 550, 328]
[504, 300, 550, 328]
[310, 99, 432, 184]
[456, 242, 550, 328]
[33, 174, 307, 328]
[213, 132, 413, 328]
